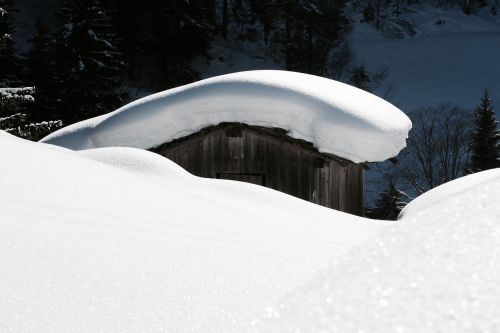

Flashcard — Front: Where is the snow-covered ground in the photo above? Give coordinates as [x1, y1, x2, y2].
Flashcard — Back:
[352, 7, 500, 111]
[0, 131, 390, 332]
[6, 6, 500, 330]
[40, 70, 411, 163]
[4, 131, 500, 332]
[253, 168, 500, 333]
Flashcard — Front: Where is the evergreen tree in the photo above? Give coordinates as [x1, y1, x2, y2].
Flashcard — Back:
[25, 17, 50, 82]
[350, 64, 371, 91]
[24, 17, 57, 122]
[349, 63, 387, 93]
[232, 0, 258, 49]
[152, 0, 213, 88]
[0, 0, 18, 84]
[470, 90, 500, 172]
[51, 0, 125, 123]
[101, 0, 144, 80]
[273, 0, 351, 75]
[366, 180, 406, 220]
[90, 0, 214, 88]
[0, 87, 62, 141]
[249, 0, 277, 44]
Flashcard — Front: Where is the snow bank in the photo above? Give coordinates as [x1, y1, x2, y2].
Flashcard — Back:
[400, 168, 500, 218]
[0, 132, 390, 332]
[40, 70, 411, 163]
[252, 169, 500, 333]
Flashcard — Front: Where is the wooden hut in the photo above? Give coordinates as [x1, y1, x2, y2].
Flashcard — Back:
[41, 71, 411, 218]
[152, 122, 364, 216]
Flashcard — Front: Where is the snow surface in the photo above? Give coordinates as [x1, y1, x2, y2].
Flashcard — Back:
[40, 70, 411, 163]
[0, 131, 390, 332]
[400, 168, 500, 218]
[352, 7, 500, 111]
[252, 168, 500, 333]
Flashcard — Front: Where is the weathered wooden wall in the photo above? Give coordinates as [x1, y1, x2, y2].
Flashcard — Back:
[152, 123, 364, 216]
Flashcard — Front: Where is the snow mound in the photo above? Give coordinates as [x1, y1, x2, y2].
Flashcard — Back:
[40, 70, 411, 163]
[0, 132, 390, 332]
[252, 169, 500, 333]
[400, 168, 500, 218]
[79, 147, 192, 180]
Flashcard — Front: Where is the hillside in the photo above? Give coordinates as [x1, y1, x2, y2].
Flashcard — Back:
[351, 6, 500, 111]
[12, 1, 500, 112]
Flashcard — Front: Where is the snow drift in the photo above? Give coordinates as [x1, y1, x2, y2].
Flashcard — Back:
[400, 168, 500, 218]
[0, 132, 390, 332]
[40, 70, 411, 163]
[3, 131, 500, 332]
[253, 168, 500, 333]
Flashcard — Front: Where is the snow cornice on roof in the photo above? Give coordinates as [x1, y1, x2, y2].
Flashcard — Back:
[41, 70, 412, 163]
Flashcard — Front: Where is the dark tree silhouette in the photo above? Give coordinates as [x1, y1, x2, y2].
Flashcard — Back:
[470, 90, 500, 172]
[50, 0, 125, 123]
[366, 179, 406, 220]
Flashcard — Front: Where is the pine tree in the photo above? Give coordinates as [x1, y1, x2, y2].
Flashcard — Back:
[25, 17, 50, 87]
[51, 0, 125, 123]
[273, 0, 351, 75]
[24, 16, 56, 122]
[366, 180, 406, 221]
[101, 0, 213, 87]
[152, 0, 213, 88]
[350, 64, 371, 91]
[0, 87, 62, 141]
[100, 0, 147, 80]
[232, 0, 258, 49]
[249, 0, 277, 44]
[0, 0, 18, 84]
[470, 90, 500, 172]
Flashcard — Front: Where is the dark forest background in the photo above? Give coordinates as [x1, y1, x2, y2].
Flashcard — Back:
[2, 0, 494, 125]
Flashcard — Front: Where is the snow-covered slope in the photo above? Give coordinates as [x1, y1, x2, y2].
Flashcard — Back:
[400, 168, 500, 218]
[40, 70, 411, 163]
[0, 132, 390, 332]
[352, 7, 500, 111]
[252, 168, 500, 333]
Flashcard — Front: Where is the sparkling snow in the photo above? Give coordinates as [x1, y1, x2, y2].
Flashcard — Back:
[252, 168, 500, 333]
[40, 70, 411, 163]
[0, 132, 390, 332]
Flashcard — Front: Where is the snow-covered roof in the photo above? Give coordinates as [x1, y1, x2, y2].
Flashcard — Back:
[41, 70, 411, 163]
